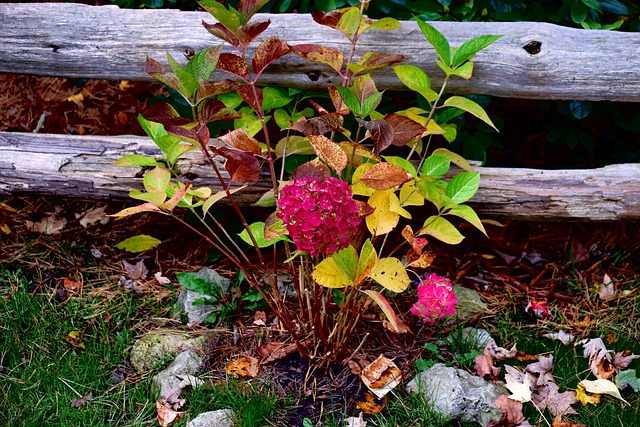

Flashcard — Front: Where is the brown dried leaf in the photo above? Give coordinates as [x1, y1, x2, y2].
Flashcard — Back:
[63, 277, 81, 292]
[345, 412, 368, 427]
[360, 355, 401, 398]
[219, 128, 261, 154]
[328, 85, 350, 115]
[216, 52, 250, 78]
[291, 44, 344, 74]
[551, 414, 586, 427]
[474, 349, 501, 379]
[307, 135, 348, 175]
[384, 113, 426, 147]
[347, 359, 363, 375]
[76, 205, 109, 228]
[252, 36, 290, 76]
[525, 354, 555, 386]
[237, 85, 263, 113]
[598, 274, 616, 301]
[226, 356, 259, 378]
[382, 318, 411, 334]
[26, 215, 66, 235]
[533, 381, 578, 416]
[357, 118, 394, 154]
[494, 394, 525, 425]
[216, 147, 261, 183]
[256, 342, 299, 363]
[291, 158, 332, 181]
[252, 311, 267, 326]
[359, 162, 411, 191]
[290, 114, 344, 135]
[580, 338, 614, 379]
[156, 401, 184, 427]
[70, 394, 92, 408]
[122, 260, 148, 281]
[613, 350, 640, 371]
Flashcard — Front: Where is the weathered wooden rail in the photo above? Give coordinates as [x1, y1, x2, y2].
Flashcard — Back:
[1, 3, 639, 220]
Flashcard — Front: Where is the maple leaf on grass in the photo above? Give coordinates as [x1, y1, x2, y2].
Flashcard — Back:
[525, 354, 555, 387]
[613, 350, 640, 370]
[551, 414, 585, 427]
[532, 381, 578, 416]
[543, 330, 576, 345]
[504, 366, 533, 403]
[493, 394, 525, 425]
[580, 337, 614, 379]
[474, 347, 501, 379]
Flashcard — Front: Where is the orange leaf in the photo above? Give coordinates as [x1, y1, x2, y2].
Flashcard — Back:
[359, 163, 411, 191]
[355, 393, 386, 414]
[307, 135, 348, 175]
[156, 401, 184, 427]
[226, 356, 259, 378]
[360, 355, 401, 398]
[552, 414, 586, 427]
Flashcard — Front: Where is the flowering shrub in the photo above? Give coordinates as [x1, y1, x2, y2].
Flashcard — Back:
[410, 274, 458, 323]
[277, 176, 361, 257]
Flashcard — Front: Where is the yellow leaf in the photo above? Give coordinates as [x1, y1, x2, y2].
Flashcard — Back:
[65, 330, 85, 349]
[398, 181, 424, 207]
[360, 355, 402, 399]
[312, 246, 358, 288]
[355, 239, 377, 285]
[576, 384, 600, 406]
[370, 257, 410, 293]
[226, 356, 259, 378]
[578, 379, 628, 405]
[366, 190, 400, 236]
[1, 223, 10, 234]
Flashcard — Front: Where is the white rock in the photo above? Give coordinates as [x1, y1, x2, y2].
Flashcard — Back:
[187, 409, 235, 427]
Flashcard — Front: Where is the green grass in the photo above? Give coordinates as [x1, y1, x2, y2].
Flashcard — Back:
[0, 268, 157, 426]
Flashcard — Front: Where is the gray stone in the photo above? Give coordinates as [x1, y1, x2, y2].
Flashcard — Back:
[129, 331, 206, 373]
[152, 349, 203, 408]
[406, 363, 504, 425]
[453, 286, 488, 322]
[176, 268, 231, 325]
[187, 409, 235, 427]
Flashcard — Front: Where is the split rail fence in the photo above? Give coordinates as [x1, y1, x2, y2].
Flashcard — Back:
[1, 3, 639, 221]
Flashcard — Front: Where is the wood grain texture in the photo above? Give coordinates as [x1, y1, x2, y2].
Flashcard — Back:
[2, 132, 638, 221]
[2, 3, 640, 101]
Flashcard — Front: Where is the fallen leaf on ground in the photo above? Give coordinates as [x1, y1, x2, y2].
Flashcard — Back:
[70, 394, 92, 407]
[347, 359, 363, 376]
[226, 356, 259, 378]
[575, 384, 600, 406]
[533, 381, 578, 416]
[63, 277, 81, 292]
[525, 299, 553, 318]
[551, 414, 585, 427]
[382, 318, 411, 334]
[525, 354, 555, 386]
[76, 205, 109, 228]
[493, 394, 525, 425]
[360, 355, 401, 399]
[355, 393, 386, 414]
[580, 337, 614, 379]
[26, 215, 66, 234]
[252, 311, 267, 326]
[613, 350, 640, 371]
[474, 348, 501, 379]
[504, 366, 533, 403]
[486, 342, 518, 361]
[345, 412, 368, 427]
[256, 341, 299, 363]
[156, 401, 184, 427]
[615, 369, 640, 392]
[1, 223, 10, 234]
[123, 260, 148, 281]
[154, 271, 171, 285]
[597, 274, 616, 301]
[578, 379, 628, 405]
[65, 330, 85, 349]
[543, 330, 576, 345]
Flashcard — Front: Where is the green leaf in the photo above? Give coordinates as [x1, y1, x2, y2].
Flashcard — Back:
[218, 91, 244, 109]
[420, 216, 464, 244]
[143, 167, 171, 193]
[571, 1, 588, 23]
[138, 114, 167, 140]
[569, 100, 592, 119]
[446, 204, 487, 236]
[582, 0, 603, 13]
[312, 246, 358, 288]
[370, 257, 410, 293]
[156, 135, 194, 165]
[443, 96, 498, 131]
[355, 239, 377, 285]
[451, 35, 502, 69]
[421, 154, 451, 178]
[199, 0, 242, 31]
[361, 91, 384, 117]
[238, 222, 289, 248]
[368, 17, 401, 31]
[445, 172, 480, 204]
[432, 147, 474, 172]
[115, 234, 162, 252]
[234, 106, 265, 137]
[382, 156, 417, 178]
[262, 86, 293, 111]
[362, 289, 400, 332]
[166, 51, 198, 99]
[109, 203, 164, 218]
[112, 154, 162, 167]
[337, 7, 361, 39]
[416, 20, 451, 66]
[416, 179, 445, 210]
[185, 45, 223, 82]
[616, 370, 640, 392]
[334, 86, 362, 115]
[302, 418, 314, 427]
[393, 65, 438, 102]
[129, 189, 166, 206]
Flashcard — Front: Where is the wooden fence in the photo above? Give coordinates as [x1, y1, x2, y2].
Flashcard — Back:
[1, 3, 639, 220]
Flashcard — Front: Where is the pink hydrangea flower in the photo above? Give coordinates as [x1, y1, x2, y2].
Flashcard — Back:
[277, 176, 361, 257]
[410, 273, 457, 323]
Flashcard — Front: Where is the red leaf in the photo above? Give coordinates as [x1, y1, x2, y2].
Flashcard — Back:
[217, 53, 250, 79]
[237, 85, 263, 113]
[290, 114, 344, 135]
[252, 37, 291, 76]
[217, 147, 261, 183]
[144, 56, 165, 74]
[238, 20, 271, 48]
[359, 162, 411, 190]
[237, 0, 270, 20]
[198, 98, 241, 124]
[357, 118, 394, 154]
[291, 44, 344, 74]
[350, 52, 406, 74]
[291, 158, 332, 180]
[198, 79, 244, 98]
[307, 135, 348, 175]
[202, 21, 239, 47]
[142, 101, 193, 126]
[385, 113, 426, 147]
[219, 128, 261, 154]
[165, 124, 210, 147]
